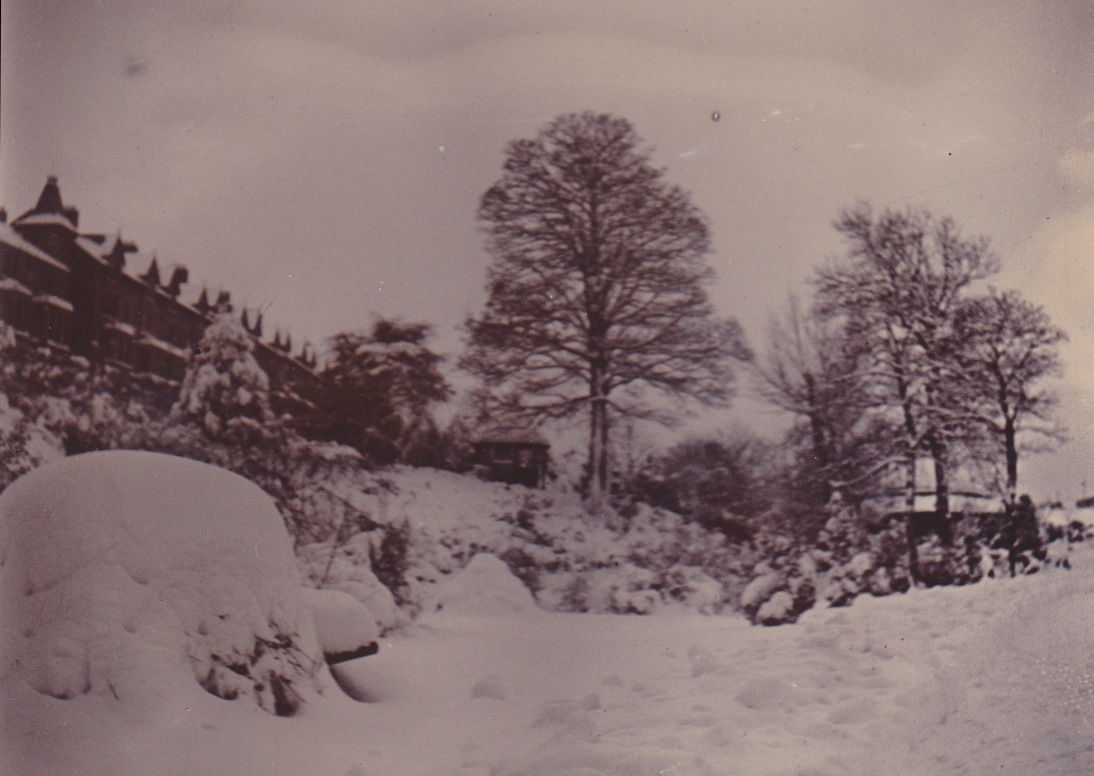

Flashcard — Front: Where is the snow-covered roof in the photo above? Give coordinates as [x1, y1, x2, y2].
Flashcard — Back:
[0, 276, 32, 295]
[75, 235, 116, 266]
[14, 212, 78, 230]
[34, 294, 74, 313]
[0, 222, 71, 273]
[138, 332, 189, 359]
[104, 319, 137, 337]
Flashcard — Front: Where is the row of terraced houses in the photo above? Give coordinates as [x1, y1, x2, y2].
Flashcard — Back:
[0, 178, 321, 409]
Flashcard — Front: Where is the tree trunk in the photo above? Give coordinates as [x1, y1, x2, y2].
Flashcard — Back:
[904, 449, 920, 585]
[587, 396, 604, 501]
[598, 402, 611, 496]
[1004, 414, 1018, 508]
[804, 373, 832, 504]
[928, 431, 951, 545]
[896, 366, 920, 586]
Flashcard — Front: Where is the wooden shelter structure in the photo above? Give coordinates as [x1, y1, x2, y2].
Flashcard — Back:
[471, 428, 550, 489]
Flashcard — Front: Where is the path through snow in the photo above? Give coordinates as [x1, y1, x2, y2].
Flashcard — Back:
[900, 564, 1094, 773]
[325, 546, 1094, 776]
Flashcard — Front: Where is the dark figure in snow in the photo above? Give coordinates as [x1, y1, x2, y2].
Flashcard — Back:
[997, 495, 1045, 577]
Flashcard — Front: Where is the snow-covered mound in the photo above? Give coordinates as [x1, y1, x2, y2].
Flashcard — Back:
[300, 587, 380, 654]
[429, 553, 538, 616]
[0, 450, 327, 718]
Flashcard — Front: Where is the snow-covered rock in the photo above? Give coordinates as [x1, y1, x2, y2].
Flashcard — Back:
[0, 450, 328, 717]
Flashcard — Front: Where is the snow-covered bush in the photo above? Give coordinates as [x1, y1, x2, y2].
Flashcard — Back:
[0, 324, 174, 474]
[807, 502, 910, 606]
[740, 570, 783, 615]
[736, 497, 917, 625]
[0, 330, 93, 486]
[755, 591, 796, 625]
[0, 319, 16, 351]
[0, 451, 330, 716]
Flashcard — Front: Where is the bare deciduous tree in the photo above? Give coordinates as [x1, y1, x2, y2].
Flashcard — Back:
[814, 204, 998, 582]
[462, 112, 749, 500]
[954, 289, 1067, 505]
[754, 294, 872, 507]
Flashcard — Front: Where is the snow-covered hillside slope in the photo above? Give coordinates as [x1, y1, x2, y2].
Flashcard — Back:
[304, 466, 752, 617]
[2, 454, 1091, 775]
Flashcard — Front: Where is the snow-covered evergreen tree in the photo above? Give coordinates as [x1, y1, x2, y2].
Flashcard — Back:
[172, 313, 272, 439]
[307, 319, 450, 464]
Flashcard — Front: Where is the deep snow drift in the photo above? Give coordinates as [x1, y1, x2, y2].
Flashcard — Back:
[3, 455, 1093, 775]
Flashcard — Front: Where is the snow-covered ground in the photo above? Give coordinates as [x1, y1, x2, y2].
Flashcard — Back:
[4, 454, 1093, 775]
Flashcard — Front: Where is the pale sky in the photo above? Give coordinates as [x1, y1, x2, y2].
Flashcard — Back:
[2, 0, 1092, 499]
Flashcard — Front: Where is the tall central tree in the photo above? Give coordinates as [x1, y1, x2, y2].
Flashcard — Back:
[463, 112, 749, 499]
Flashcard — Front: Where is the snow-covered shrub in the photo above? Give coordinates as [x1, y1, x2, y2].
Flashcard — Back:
[531, 501, 744, 615]
[916, 536, 975, 586]
[0, 451, 329, 717]
[800, 499, 912, 607]
[657, 565, 726, 613]
[498, 544, 545, 593]
[0, 334, 105, 485]
[736, 497, 917, 625]
[0, 319, 16, 352]
[733, 530, 813, 625]
[577, 563, 662, 614]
